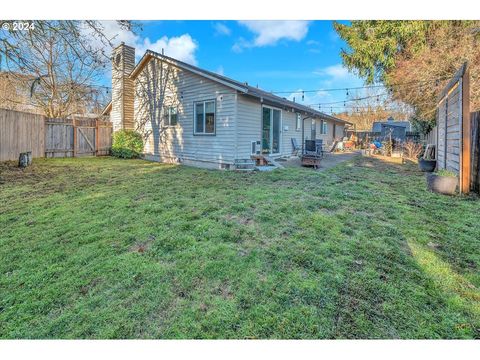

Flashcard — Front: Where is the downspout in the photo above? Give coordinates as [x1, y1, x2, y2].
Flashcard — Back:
[301, 115, 311, 155]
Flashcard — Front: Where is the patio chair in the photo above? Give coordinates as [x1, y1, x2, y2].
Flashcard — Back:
[304, 140, 317, 155]
[320, 140, 339, 156]
[291, 138, 301, 156]
[315, 139, 324, 158]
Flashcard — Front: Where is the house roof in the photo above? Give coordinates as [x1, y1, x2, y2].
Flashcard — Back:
[372, 120, 411, 132]
[125, 50, 351, 125]
[101, 101, 112, 116]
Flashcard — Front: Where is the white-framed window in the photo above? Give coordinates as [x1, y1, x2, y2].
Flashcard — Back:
[194, 100, 216, 135]
[163, 106, 178, 126]
[321, 120, 328, 135]
[296, 113, 301, 131]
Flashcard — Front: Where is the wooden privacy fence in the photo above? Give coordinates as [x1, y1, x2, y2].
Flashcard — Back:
[0, 108, 112, 162]
[45, 118, 112, 158]
[0, 109, 45, 162]
[436, 62, 471, 193]
[471, 111, 480, 192]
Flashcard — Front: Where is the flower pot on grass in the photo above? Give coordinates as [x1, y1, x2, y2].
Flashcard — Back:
[426, 170, 458, 195]
[418, 158, 436, 172]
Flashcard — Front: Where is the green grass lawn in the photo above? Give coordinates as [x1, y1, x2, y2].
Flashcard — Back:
[0, 156, 479, 339]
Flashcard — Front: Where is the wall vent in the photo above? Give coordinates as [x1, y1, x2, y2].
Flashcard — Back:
[251, 140, 261, 155]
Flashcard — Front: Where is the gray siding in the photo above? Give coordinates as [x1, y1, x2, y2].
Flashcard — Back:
[281, 109, 303, 156]
[236, 95, 262, 159]
[131, 59, 347, 167]
[236, 95, 304, 158]
[236, 94, 345, 157]
[134, 59, 237, 168]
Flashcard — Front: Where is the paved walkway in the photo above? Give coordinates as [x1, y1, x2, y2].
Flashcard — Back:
[280, 151, 360, 171]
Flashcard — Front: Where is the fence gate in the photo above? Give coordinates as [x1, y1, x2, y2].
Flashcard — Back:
[74, 119, 96, 157]
[45, 117, 112, 159]
[436, 62, 471, 193]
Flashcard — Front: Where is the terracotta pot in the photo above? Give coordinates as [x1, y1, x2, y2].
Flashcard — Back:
[426, 173, 458, 195]
[418, 158, 436, 172]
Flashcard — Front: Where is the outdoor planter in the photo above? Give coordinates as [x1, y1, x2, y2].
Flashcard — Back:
[418, 158, 436, 172]
[426, 172, 458, 195]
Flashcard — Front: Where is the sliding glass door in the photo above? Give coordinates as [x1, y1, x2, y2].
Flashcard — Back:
[262, 106, 281, 155]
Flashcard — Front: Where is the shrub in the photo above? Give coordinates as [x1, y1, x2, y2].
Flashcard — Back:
[111, 130, 144, 159]
[403, 140, 423, 160]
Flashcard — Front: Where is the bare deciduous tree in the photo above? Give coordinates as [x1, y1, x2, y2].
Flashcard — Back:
[334, 88, 413, 130]
[0, 20, 135, 117]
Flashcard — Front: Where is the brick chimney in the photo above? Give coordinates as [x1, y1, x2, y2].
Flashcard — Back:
[111, 42, 135, 131]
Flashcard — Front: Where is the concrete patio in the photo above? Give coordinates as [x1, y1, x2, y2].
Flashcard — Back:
[278, 151, 360, 171]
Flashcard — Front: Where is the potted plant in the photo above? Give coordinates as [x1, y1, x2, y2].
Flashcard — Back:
[418, 144, 436, 172]
[426, 170, 458, 195]
[419, 157, 436, 172]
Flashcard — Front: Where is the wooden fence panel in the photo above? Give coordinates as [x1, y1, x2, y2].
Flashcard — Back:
[471, 111, 480, 193]
[45, 119, 74, 158]
[97, 120, 113, 156]
[1, 109, 112, 161]
[0, 109, 45, 162]
[435, 62, 471, 193]
[76, 126, 96, 156]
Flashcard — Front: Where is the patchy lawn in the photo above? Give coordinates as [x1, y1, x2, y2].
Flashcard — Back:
[0, 156, 479, 339]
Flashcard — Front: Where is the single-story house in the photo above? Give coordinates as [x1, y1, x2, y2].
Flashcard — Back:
[104, 43, 351, 169]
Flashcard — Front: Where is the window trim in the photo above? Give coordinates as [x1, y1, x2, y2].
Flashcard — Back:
[261, 105, 283, 155]
[320, 120, 328, 135]
[164, 105, 178, 127]
[193, 99, 216, 136]
[295, 113, 301, 131]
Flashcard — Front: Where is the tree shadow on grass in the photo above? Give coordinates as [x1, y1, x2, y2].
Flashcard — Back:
[407, 240, 480, 337]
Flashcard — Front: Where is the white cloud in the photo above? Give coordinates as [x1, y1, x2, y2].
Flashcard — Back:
[215, 65, 225, 76]
[213, 22, 231, 36]
[232, 37, 250, 53]
[87, 21, 199, 65]
[234, 20, 310, 51]
[314, 64, 351, 80]
[137, 35, 198, 65]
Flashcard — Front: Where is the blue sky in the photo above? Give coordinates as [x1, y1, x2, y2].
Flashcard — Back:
[102, 20, 365, 110]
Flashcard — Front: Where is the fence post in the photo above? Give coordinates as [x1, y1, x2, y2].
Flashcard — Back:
[72, 118, 76, 158]
[95, 119, 99, 156]
[461, 66, 471, 193]
[471, 112, 480, 193]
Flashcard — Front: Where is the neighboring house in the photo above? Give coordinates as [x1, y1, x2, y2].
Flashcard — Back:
[104, 43, 351, 169]
[372, 117, 412, 141]
[0, 72, 43, 114]
[0, 71, 108, 118]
